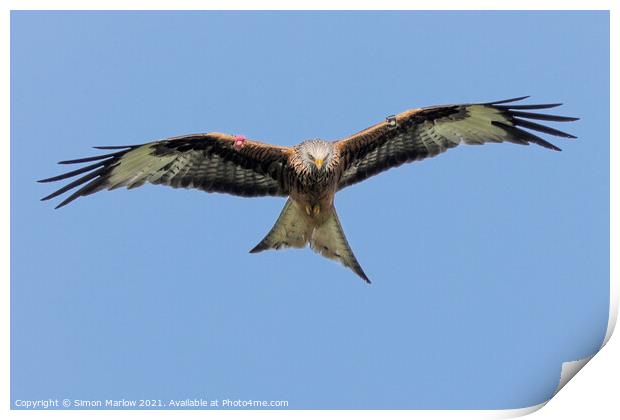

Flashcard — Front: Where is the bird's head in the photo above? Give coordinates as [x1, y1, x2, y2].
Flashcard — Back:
[298, 140, 335, 173]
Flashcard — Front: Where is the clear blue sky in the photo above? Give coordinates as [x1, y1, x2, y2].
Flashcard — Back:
[11, 11, 609, 409]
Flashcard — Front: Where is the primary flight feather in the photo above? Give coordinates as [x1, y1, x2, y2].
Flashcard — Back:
[39, 97, 578, 283]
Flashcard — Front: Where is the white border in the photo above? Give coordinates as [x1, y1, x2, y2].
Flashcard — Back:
[2, 1, 616, 419]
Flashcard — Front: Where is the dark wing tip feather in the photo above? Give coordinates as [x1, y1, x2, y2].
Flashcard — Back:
[492, 121, 562, 151]
[486, 96, 530, 105]
[510, 111, 579, 122]
[489, 98, 578, 148]
[93, 145, 138, 150]
[40, 166, 109, 202]
[38, 158, 116, 183]
[39, 149, 131, 208]
[58, 151, 122, 164]
[495, 102, 563, 111]
[512, 117, 577, 139]
[53, 176, 105, 209]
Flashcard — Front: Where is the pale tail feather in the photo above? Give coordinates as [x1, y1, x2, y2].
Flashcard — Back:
[250, 199, 370, 283]
[309, 209, 370, 283]
[250, 199, 312, 252]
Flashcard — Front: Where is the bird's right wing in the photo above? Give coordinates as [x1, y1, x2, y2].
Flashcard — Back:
[335, 97, 578, 190]
[39, 133, 293, 208]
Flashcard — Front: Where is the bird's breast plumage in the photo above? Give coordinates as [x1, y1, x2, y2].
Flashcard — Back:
[293, 170, 335, 199]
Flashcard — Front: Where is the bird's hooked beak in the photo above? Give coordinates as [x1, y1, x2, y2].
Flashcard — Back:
[314, 158, 324, 169]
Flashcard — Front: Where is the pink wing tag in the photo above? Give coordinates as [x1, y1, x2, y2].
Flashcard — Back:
[233, 135, 247, 150]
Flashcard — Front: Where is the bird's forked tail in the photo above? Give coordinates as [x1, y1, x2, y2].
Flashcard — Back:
[250, 198, 370, 283]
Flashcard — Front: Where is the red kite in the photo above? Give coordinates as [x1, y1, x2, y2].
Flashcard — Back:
[40, 97, 578, 283]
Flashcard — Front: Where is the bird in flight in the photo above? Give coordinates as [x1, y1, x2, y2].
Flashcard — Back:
[39, 97, 577, 283]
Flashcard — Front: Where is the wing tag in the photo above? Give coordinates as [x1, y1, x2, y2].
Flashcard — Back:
[386, 115, 398, 129]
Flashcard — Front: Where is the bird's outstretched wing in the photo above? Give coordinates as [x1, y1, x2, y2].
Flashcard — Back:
[335, 97, 578, 189]
[39, 133, 293, 208]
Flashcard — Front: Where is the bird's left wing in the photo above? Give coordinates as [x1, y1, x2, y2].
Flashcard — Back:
[39, 133, 293, 208]
[335, 97, 578, 189]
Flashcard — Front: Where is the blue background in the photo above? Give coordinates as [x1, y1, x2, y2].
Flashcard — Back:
[11, 11, 609, 409]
